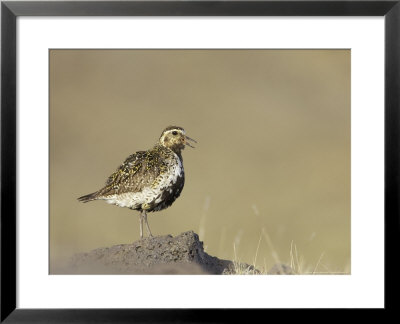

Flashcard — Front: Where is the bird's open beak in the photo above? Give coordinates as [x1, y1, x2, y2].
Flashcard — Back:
[185, 135, 197, 148]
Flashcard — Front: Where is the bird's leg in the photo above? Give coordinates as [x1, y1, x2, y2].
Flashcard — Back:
[142, 211, 153, 237]
[139, 211, 144, 239]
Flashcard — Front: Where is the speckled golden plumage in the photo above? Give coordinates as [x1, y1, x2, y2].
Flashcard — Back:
[78, 126, 196, 238]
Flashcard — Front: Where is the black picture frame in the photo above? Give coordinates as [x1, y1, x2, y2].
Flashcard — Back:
[1, 0, 399, 321]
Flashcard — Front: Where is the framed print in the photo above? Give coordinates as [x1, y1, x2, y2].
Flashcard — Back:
[1, 0, 399, 321]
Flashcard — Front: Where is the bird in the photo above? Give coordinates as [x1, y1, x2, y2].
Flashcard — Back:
[78, 126, 196, 239]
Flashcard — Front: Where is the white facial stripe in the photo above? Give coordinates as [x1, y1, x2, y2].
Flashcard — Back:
[168, 129, 184, 134]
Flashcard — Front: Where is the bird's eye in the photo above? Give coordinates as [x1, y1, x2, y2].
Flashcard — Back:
[172, 131, 178, 135]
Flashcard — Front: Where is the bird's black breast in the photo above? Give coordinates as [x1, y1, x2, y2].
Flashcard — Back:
[148, 173, 185, 212]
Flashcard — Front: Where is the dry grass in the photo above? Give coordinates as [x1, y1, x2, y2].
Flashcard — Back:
[225, 227, 350, 275]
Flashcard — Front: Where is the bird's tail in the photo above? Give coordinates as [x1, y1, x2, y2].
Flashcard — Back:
[77, 191, 99, 203]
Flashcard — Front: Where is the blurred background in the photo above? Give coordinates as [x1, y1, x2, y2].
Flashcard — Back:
[50, 49, 350, 274]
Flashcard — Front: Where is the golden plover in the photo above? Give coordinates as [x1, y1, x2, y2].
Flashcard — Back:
[78, 126, 196, 238]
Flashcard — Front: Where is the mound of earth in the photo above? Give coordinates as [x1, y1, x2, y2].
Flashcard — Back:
[67, 231, 259, 275]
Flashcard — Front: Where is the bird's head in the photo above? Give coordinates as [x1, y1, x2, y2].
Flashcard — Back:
[159, 126, 196, 154]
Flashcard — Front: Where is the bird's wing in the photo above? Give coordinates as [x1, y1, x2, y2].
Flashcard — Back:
[97, 150, 167, 197]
